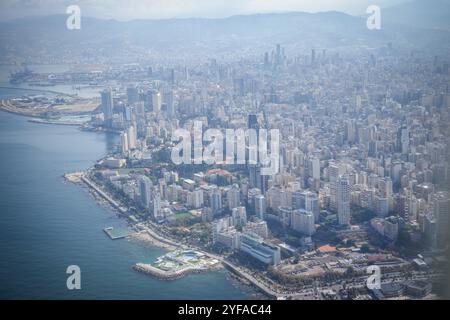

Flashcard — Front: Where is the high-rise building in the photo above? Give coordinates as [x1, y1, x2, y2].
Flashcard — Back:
[127, 86, 139, 105]
[127, 125, 137, 150]
[292, 191, 319, 222]
[153, 192, 162, 220]
[152, 91, 162, 113]
[187, 189, 203, 208]
[165, 90, 175, 117]
[276, 44, 281, 65]
[304, 191, 320, 222]
[310, 157, 320, 180]
[123, 105, 133, 122]
[433, 192, 450, 247]
[139, 176, 153, 209]
[101, 88, 113, 127]
[144, 89, 154, 111]
[210, 188, 222, 215]
[397, 126, 410, 154]
[291, 209, 315, 236]
[254, 194, 266, 219]
[227, 184, 240, 210]
[232, 206, 247, 227]
[249, 165, 268, 194]
[376, 196, 389, 218]
[120, 131, 129, 155]
[329, 161, 342, 211]
[337, 175, 351, 225]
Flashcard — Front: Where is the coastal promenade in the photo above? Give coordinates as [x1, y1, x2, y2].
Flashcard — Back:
[222, 260, 281, 299]
[80, 175, 127, 214]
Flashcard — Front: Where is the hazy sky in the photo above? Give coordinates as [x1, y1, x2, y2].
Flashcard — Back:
[0, 0, 410, 21]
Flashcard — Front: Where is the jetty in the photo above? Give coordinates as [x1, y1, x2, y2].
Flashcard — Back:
[103, 227, 130, 240]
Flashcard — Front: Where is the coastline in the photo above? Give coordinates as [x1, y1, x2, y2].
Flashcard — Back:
[63, 166, 280, 299]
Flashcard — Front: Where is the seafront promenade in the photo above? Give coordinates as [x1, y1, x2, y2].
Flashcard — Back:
[80, 175, 127, 214]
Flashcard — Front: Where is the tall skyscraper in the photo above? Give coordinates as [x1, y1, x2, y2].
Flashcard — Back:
[153, 192, 162, 220]
[127, 125, 137, 150]
[433, 192, 450, 247]
[310, 157, 320, 180]
[165, 90, 175, 117]
[210, 188, 222, 215]
[397, 125, 410, 154]
[254, 194, 266, 219]
[276, 44, 281, 65]
[152, 91, 162, 113]
[101, 88, 113, 127]
[139, 176, 153, 209]
[249, 165, 268, 194]
[337, 175, 351, 225]
[329, 161, 342, 211]
[144, 89, 154, 111]
[127, 86, 139, 105]
[227, 184, 240, 210]
[121, 131, 129, 155]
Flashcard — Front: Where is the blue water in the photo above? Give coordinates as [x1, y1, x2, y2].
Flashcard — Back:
[0, 88, 248, 299]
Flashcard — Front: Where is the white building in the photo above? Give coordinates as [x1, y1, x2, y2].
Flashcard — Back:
[127, 125, 137, 150]
[121, 131, 129, 155]
[291, 209, 315, 236]
[152, 91, 162, 113]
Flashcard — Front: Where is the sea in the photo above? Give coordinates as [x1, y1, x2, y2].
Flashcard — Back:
[0, 65, 250, 299]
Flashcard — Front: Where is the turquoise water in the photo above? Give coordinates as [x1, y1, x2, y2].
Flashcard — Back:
[0, 87, 248, 299]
